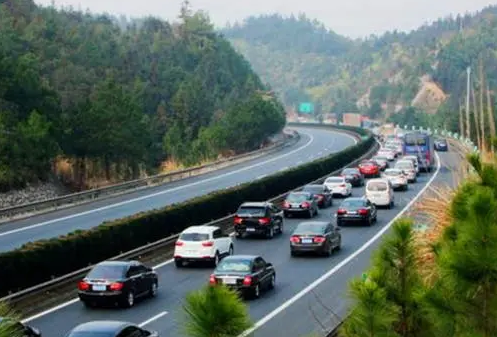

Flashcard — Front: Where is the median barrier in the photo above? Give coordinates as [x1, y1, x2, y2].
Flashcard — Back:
[0, 125, 377, 316]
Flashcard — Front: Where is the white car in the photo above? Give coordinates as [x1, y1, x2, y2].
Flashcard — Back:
[394, 160, 417, 183]
[174, 225, 234, 268]
[382, 168, 408, 191]
[365, 178, 395, 208]
[323, 176, 352, 197]
[377, 148, 396, 161]
[385, 142, 403, 156]
[402, 155, 420, 175]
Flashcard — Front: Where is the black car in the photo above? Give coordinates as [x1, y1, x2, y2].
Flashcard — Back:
[336, 197, 377, 226]
[0, 317, 41, 337]
[434, 138, 448, 151]
[77, 260, 158, 308]
[282, 191, 319, 218]
[290, 221, 341, 257]
[233, 202, 284, 239]
[302, 184, 333, 208]
[65, 321, 158, 337]
[210, 255, 276, 299]
[340, 168, 365, 187]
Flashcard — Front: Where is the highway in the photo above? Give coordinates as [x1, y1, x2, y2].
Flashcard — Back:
[23, 150, 458, 337]
[0, 126, 357, 252]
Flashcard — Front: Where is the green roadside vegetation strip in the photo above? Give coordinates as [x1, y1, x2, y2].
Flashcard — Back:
[0, 125, 374, 296]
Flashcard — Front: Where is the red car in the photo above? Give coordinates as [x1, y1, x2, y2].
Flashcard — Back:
[358, 160, 380, 178]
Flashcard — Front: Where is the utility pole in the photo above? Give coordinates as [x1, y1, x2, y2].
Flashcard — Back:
[466, 66, 471, 140]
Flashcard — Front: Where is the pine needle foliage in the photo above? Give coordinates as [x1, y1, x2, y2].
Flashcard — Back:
[182, 285, 252, 337]
[0, 301, 24, 337]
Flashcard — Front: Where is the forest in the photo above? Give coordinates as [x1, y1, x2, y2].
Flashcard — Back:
[222, 7, 497, 134]
[0, 0, 285, 192]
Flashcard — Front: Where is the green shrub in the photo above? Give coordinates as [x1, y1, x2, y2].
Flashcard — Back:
[0, 126, 374, 296]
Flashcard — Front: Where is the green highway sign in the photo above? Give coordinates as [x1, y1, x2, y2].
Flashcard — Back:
[298, 102, 314, 114]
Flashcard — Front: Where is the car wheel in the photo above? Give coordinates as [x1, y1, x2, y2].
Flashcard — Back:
[122, 291, 134, 308]
[253, 284, 260, 299]
[291, 250, 298, 257]
[235, 232, 243, 239]
[82, 300, 94, 309]
[228, 245, 234, 256]
[334, 236, 342, 251]
[149, 282, 158, 297]
[279, 221, 284, 234]
[325, 243, 333, 257]
[314, 208, 319, 216]
[266, 227, 274, 239]
[268, 274, 275, 289]
[367, 217, 373, 226]
[284, 211, 290, 218]
[307, 209, 313, 218]
[174, 259, 183, 268]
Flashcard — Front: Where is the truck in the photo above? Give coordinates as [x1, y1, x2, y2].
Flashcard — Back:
[342, 113, 362, 127]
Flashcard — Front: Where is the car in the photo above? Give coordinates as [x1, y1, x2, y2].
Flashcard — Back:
[434, 138, 448, 151]
[377, 148, 396, 161]
[234, 202, 284, 238]
[340, 167, 365, 187]
[209, 255, 276, 299]
[382, 168, 408, 191]
[394, 160, 417, 183]
[401, 155, 420, 175]
[365, 178, 395, 208]
[371, 155, 389, 171]
[358, 160, 380, 178]
[336, 197, 377, 226]
[302, 184, 333, 208]
[282, 192, 319, 218]
[385, 140, 403, 155]
[65, 321, 158, 337]
[323, 176, 352, 197]
[0, 317, 41, 337]
[77, 260, 158, 308]
[174, 225, 234, 267]
[290, 221, 341, 256]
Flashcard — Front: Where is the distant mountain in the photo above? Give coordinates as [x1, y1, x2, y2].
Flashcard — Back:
[221, 7, 497, 131]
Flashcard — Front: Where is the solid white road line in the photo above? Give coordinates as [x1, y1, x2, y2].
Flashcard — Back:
[139, 311, 169, 327]
[21, 129, 357, 323]
[238, 152, 442, 337]
[257, 174, 267, 180]
[3, 130, 356, 238]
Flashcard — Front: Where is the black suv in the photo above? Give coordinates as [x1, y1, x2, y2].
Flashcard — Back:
[234, 202, 284, 239]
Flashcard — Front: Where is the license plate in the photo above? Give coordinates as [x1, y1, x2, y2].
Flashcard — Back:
[291, 204, 299, 208]
[348, 211, 357, 214]
[92, 285, 106, 291]
[374, 193, 383, 197]
[223, 277, 237, 285]
[246, 228, 255, 232]
[302, 238, 313, 244]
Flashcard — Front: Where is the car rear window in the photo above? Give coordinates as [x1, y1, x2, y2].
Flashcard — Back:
[179, 233, 210, 241]
[237, 207, 266, 216]
[286, 193, 309, 202]
[341, 199, 365, 208]
[342, 169, 358, 174]
[384, 170, 401, 176]
[325, 177, 343, 183]
[293, 223, 326, 234]
[67, 332, 114, 337]
[302, 186, 322, 194]
[216, 259, 251, 272]
[87, 264, 126, 279]
[395, 162, 412, 169]
[367, 181, 388, 191]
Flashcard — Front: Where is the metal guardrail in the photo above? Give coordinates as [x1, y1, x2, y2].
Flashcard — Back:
[0, 130, 300, 222]
[3, 133, 379, 318]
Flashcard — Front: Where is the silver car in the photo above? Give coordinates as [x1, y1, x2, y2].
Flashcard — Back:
[394, 160, 417, 183]
[382, 168, 408, 191]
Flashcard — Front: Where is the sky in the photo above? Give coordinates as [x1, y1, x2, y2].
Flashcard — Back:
[34, 0, 497, 38]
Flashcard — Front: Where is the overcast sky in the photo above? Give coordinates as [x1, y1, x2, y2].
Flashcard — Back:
[34, 0, 497, 38]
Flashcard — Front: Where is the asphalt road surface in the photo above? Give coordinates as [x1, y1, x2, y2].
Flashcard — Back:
[0, 126, 356, 252]
[24, 149, 458, 337]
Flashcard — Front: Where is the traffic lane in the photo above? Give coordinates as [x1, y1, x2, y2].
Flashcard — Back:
[252, 152, 456, 337]
[0, 127, 356, 252]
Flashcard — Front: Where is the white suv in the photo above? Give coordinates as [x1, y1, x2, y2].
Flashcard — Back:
[174, 226, 234, 268]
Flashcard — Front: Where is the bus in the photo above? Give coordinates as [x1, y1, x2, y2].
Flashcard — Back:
[403, 131, 435, 172]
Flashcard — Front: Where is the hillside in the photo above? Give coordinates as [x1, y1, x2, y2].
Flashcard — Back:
[0, 0, 285, 202]
[221, 7, 497, 130]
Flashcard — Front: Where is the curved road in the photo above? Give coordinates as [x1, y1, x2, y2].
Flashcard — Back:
[23, 150, 458, 337]
[0, 126, 356, 252]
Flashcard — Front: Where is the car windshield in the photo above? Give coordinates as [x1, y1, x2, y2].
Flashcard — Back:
[216, 259, 251, 272]
[367, 181, 388, 191]
[237, 207, 266, 217]
[86, 264, 126, 279]
[66, 332, 115, 337]
[384, 170, 401, 176]
[360, 161, 374, 166]
[396, 162, 412, 169]
[342, 169, 358, 175]
[180, 233, 210, 241]
[286, 193, 309, 202]
[325, 177, 343, 183]
[340, 199, 365, 208]
[302, 186, 322, 194]
[293, 223, 326, 234]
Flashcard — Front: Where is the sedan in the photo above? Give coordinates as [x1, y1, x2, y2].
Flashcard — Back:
[336, 197, 377, 226]
[372, 155, 389, 171]
[0, 317, 41, 337]
[78, 260, 158, 308]
[302, 184, 333, 208]
[382, 168, 408, 191]
[65, 321, 158, 337]
[358, 160, 380, 178]
[282, 191, 319, 218]
[290, 221, 341, 256]
[323, 176, 352, 197]
[210, 255, 276, 299]
[340, 168, 364, 187]
[377, 148, 396, 161]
